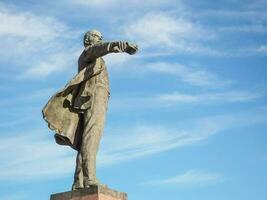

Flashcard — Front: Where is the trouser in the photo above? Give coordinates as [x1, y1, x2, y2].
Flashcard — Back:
[73, 86, 109, 188]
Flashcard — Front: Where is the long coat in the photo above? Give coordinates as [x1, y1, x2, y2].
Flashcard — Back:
[42, 58, 106, 151]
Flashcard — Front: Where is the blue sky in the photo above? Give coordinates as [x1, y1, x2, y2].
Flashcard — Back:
[0, 0, 266, 199]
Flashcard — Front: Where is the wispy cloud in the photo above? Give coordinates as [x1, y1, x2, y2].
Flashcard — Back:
[0, 3, 80, 78]
[124, 12, 204, 47]
[19, 49, 80, 78]
[64, 0, 266, 57]
[0, 3, 71, 55]
[99, 108, 267, 166]
[0, 108, 266, 181]
[256, 45, 267, 53]
[104, 59, 232, 87]
[0, 5, 67, 39]
[70, 0, 180, 9]
[71, 0, 120, 7]
[98, 124, 214, 166]
[157, 90, 265, 103]
[0, 130, 76, 181]
[143, 170, 221, 186]
[145, 62, 231, 87]
[104, 53, 135, 70]
[110, 90, 265, 112]
[230, 45, 267, 56]
[67, 1, 225, 57]
[0, 88, 55, 107]
[123, 12, 217, 55]
[246, 45, 267, 55]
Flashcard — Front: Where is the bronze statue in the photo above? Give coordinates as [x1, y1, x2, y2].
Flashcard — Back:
[42, 29, 138, 190]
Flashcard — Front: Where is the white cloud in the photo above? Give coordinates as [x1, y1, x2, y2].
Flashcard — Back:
[0, 3, 81, 79]
[157, 90, 265, 103]
[124, 12, 213, 48]
[255, 45, 267, 54]
[71, 0, 120, 7]
[51, 0, 266, 58]
[0, 3, 71, 55]
[104, 52, 135, 70]
[100, 108, 267, 166]
[0, 88, 55, 107]
[0, 130, 76, 181]
[98, 124, 217, 166]
[0, 5, 67, 39]
[109, 90, 265, 113]
[71, 0, 178, 9]
[125, 13, 193, 47]
[20, 49, 81, 78]
[145, 62, 231, 87]
[234, 45, 267, 56]
[0, 108, 266, 181]
[120, 11, 223, 56]
[104, 59, 231, 87]
[144, 170, 221, 186]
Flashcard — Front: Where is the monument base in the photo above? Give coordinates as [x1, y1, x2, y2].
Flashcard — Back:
[50, 185, 127, 200]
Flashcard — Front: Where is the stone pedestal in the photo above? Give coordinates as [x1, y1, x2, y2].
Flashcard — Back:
[50, 185, 127, 200]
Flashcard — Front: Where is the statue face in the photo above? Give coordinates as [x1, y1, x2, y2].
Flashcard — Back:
[84, 30, 103, 46]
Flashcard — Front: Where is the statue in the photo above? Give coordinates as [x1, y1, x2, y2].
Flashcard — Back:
[42, 29, 138, 190]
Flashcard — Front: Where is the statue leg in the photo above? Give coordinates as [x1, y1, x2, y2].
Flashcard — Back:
[80, 87, 109, 187]
[72, 152, 83, 190]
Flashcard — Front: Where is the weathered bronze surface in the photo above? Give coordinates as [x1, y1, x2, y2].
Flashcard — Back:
[42, 29, 138, 190]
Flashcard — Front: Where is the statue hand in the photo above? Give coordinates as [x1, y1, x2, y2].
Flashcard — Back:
[109, 41, 138, 54]
[125, 43, 138, 55]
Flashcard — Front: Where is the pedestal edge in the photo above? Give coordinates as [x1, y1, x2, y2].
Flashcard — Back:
[50, 185, 127, 200]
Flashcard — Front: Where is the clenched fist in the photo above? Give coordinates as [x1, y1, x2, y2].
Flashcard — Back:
[109, 41, 138, 55]
[125, 43, 138, 55]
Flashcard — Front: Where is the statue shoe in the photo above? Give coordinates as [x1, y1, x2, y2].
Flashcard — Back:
[84, 179, 100, 188]
[72, 183, 84, 191]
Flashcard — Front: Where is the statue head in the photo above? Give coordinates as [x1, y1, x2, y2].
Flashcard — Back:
[83, 29, 103, 47]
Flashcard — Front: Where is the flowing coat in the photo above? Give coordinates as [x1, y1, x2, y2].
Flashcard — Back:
[42, 41, 130, 150]
[42, 55, 107, 150]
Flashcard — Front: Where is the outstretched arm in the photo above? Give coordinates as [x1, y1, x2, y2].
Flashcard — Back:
[83, 41, 138, 62]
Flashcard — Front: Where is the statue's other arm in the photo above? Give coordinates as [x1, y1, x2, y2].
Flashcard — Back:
[83, 41, 138, 62]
